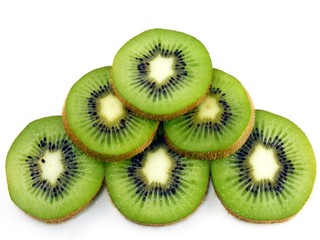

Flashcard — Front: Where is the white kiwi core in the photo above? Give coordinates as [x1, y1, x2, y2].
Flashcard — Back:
[99, 94, 125, 123]
[197, 96, 221, 121]
[141, 148, 173, 185]
[148, 55, 175, 84]
[248, 144, 280, 181]
[39, 150, 64, 185]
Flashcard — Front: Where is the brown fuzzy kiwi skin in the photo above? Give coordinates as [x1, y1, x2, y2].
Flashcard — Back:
[109, 72, 212, 121]
[22, 182, 104, 224]
[213, 186, 294, 224]
[62, 104, 159, 162]
[104, 175, 210, 227]
[165, 90, 255, 160]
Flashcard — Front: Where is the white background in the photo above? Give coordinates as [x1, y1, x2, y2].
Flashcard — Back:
[1, 1, 319, 239]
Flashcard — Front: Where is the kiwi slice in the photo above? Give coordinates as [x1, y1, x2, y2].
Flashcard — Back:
[164, 68, 254, 160]
[111, 28, 213, 120]
[63, 66, 159, 161]
[211, 110, 316, 223]
[105, 130, 210, 225]
[6, 116, 105, 223]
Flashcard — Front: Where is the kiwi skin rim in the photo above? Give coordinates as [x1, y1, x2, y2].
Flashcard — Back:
[104, 175, 210, 227]
[62, 104, 159, 162]
[23, 185, 104, 224]
[109, 73, 212, 121]
[213, 186, 295, 224]
[165, 90, 255, 160]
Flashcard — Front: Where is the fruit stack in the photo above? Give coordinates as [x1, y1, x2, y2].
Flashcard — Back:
[6, 29, 316, 225]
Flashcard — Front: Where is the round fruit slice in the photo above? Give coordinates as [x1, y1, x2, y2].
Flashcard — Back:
[63, 66, 159, 161]
[211, 110, 316, 223]
[105, 133, 210, 225]
[6, 116, 105, 223]
[164, 68, 254, 160]
[111, 28, 213, 120]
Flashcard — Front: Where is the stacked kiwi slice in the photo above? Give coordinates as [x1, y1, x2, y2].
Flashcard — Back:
[6, 28, 316, 225]
[6, 116, 105, 222]
[62, 66, 159, 161]
[211, 110, 316, 223]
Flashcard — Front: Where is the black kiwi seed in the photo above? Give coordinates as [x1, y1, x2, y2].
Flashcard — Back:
[133, 44, 189, 101]
[86, 82, 136, 137]
[184, 87, 232, 135]
[25, 137, 78, 199]
[232, 127, 294, 196]
[126, 138, 186, 202]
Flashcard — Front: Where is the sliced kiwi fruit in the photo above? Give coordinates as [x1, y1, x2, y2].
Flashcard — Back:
[105, 129, 210, 225]
[63, 66, 159, 161]
[211, 110, 316, 223]
[111, 28, 213, 120]
[6, 116, 105, 223]
[164, 68, 254, 160]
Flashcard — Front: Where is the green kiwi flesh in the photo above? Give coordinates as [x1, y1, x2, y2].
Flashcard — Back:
[164, 68, 254, 160]
[105, 131, 210, 225]
[111, 28, 212, 120]
[6, 116, 105, 223]
[63, 66, 159, 161]
[211, 110, 316, 223]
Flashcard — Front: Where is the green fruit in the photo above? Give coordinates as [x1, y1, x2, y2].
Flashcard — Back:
[105, 131, 210, 225]
[211, 110, 316, 223]
[63, 66, 159, 161]
[164, 69, 254, 160]
[6, 116, 105, 223]
[111, 28, 212, 120]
